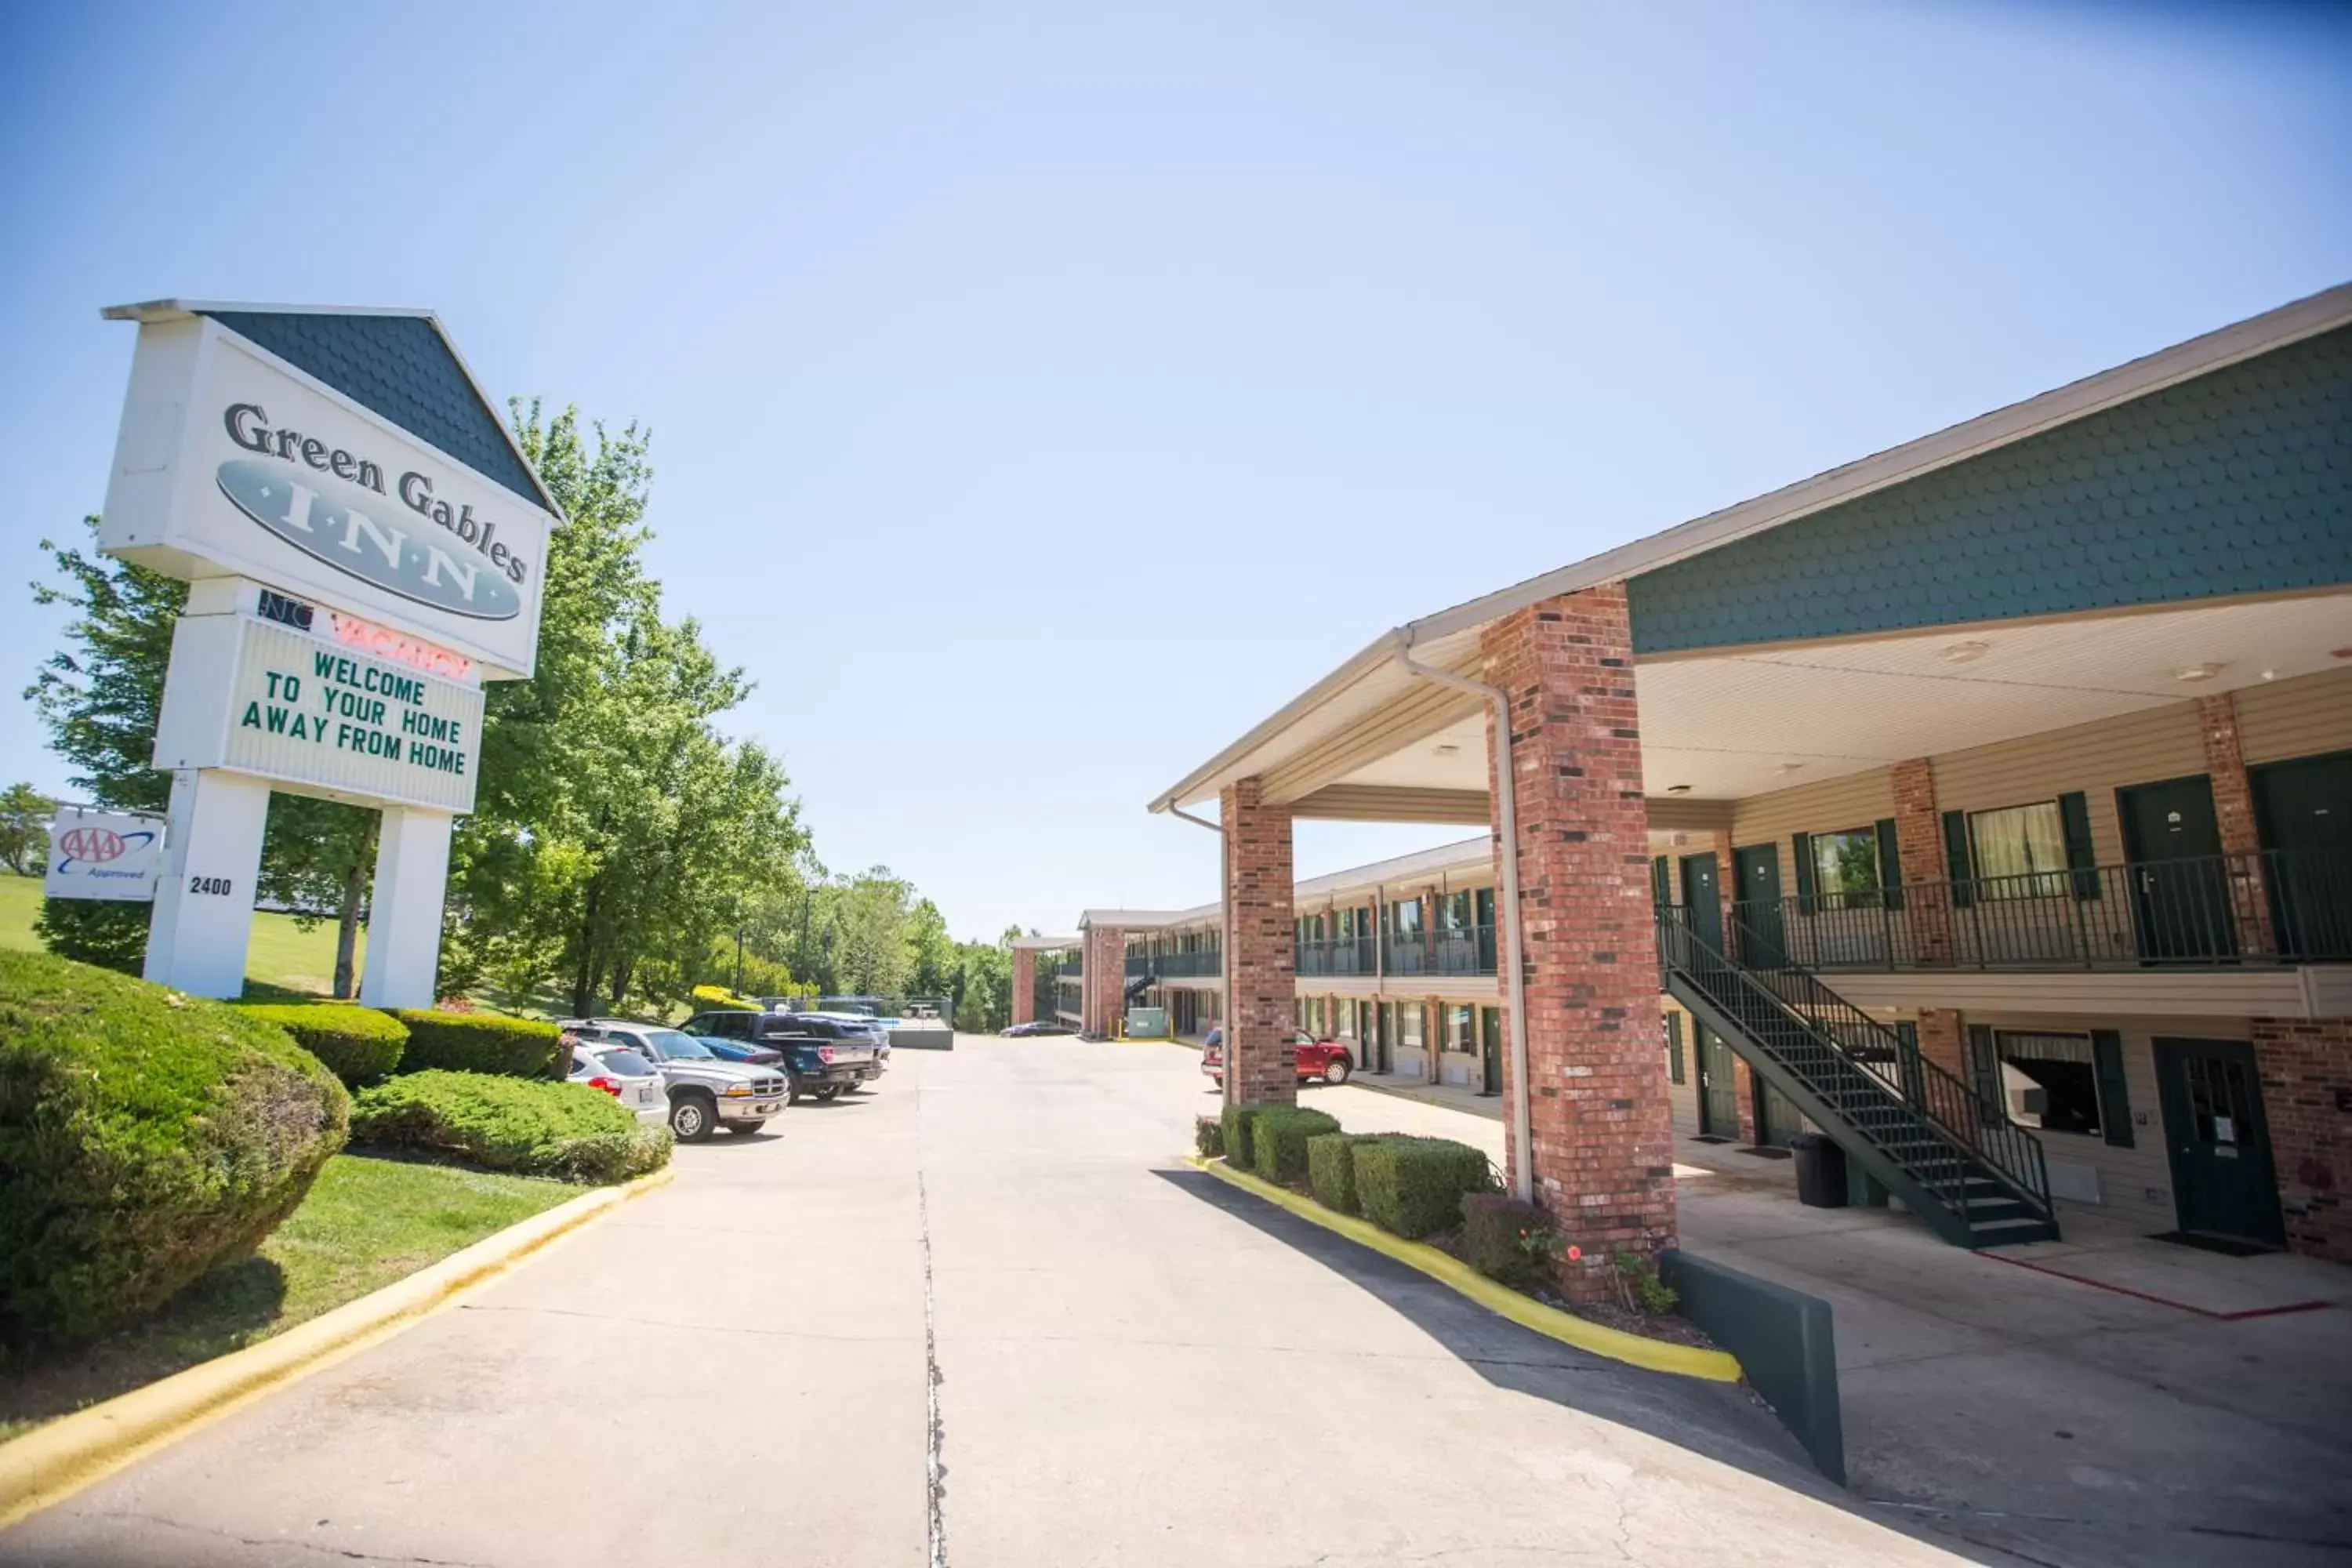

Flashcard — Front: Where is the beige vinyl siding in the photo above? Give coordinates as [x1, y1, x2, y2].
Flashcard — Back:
[2234, 666, 2352, 767]
[1727, 768, 1898, 891]
[1935, 1010, 2245, 1235]
[1933, 702, 2205, 873]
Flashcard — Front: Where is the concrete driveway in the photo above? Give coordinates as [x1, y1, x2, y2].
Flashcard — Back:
[0, 1040, 1974, 1568]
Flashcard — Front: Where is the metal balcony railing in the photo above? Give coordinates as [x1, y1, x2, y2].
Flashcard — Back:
[1719, 848, 2349, 972]
[1149, 949, 1222, 978]
[1378, 923, 1498, 978]
[1295, 935, 1377, 978]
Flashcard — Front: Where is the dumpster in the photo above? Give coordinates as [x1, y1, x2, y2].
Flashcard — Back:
[1791, 1132, 1849, 1208]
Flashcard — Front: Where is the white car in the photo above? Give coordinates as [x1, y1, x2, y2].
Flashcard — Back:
[562, 1019, 789, 1142]
[568, 1040, 671, 1128]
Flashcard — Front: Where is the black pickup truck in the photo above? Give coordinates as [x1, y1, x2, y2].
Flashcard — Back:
[683, 1009, 882, 1104]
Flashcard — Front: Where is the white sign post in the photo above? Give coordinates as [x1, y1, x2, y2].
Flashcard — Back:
[94, 303, 558, 1004]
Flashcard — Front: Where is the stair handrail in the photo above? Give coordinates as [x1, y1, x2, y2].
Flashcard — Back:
[1657, 906, 2053, 1221]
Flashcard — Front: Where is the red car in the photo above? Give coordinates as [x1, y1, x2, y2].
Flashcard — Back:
[1201, 1027, 1354, 1088]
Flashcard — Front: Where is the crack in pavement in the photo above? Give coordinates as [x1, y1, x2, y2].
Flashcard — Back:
[919, 1167, 948, 1568]
[70, 1508, 496, 1567]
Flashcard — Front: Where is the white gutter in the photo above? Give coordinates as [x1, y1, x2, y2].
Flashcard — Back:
[1392, 633, 1533, 1203]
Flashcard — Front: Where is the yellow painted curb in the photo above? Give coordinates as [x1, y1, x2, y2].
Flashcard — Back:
[0, 1163, 676, 1530]
[1188, 1156, 1742, 1383]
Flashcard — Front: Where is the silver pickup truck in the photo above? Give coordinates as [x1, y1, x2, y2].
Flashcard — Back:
[684, 1009, 881, 1103]
[563, 1019, 789, 1140]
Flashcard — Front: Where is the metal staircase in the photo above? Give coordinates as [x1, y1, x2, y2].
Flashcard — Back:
[1657, 909, 2059, 1249]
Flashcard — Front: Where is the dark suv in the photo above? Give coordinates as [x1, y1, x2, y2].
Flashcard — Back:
[684, 1010, 883, 1104]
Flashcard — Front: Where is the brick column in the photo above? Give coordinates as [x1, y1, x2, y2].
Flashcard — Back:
[1708, 827, 1738, 960]
[2199, 694, 2276, 956]
[1915, 1007, 1966, 1080]
[2255, 1017, 2350, 1262]
[1082, 924, 1125, 1036]
[1223, 777, 1298, 1109]
[1891, 757, 1953, 965]
[1731, 1056, 1760, 1145]
[1011, 948, 1036, 1025]
[1481, 585, 1677, 1296]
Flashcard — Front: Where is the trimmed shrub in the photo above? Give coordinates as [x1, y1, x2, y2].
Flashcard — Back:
[1461, 1192, 1557, 1287]
[0, 951, 350, 1347]
[391, 1010, 564, 1078]
[1307, 1131, 1384, 1214]
[1250, 1106, 1341, 1186]
[1352, 1136, 1497, 1239]
[33, 896, 148, 975]
[237, 1003, 408, 1088]
[350, 1070, 670, 1183]
[1220, 1102, 1265, 1169]
[1193, 1114, 1224, 1159]
[689, 984, 759, 1012]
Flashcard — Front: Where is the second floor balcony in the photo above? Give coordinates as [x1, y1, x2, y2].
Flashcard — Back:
[1704, 848, 2349, 974]
[1377, 923, 1498, 978]
[1130, 948, 1222, 979]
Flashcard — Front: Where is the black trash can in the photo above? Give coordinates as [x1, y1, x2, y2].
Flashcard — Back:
[1791, 1132, 1849, 1208]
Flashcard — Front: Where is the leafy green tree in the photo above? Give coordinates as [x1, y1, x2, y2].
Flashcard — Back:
[822, 869, 916, 998]
[0, 783, 53, 877]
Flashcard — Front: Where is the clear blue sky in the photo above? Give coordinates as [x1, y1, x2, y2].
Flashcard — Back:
[3, 2, 2347, 942]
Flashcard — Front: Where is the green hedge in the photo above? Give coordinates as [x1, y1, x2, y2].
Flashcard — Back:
[1353, 1136, 1496, 1239]
[238, 1003, 408, 1088]
[1220, 1102, 1266, 1169]
[1461, 1192, 1552, 1287]
[390, 1010, 564, 1078]
[1250, 1106, 1341, 1186]
[0, 951, 349, 1346]
[349, 1070, 670, 1184]
[1307, 1131, 1385, 1214]
[689, 985, 759, 1013]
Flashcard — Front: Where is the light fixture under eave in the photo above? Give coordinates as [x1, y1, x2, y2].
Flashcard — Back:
[1666, 783, 1693, 794]
[1776, 761, 1806, 775]
[2174, 662, 2225, 683]
[1432, 742, 1462, 757]
[1940, 639, 1992, 664]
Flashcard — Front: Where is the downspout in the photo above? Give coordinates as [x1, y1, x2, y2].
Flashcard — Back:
[1392, 633, 1534, 1203]
[1168, 801, 1233, 1075]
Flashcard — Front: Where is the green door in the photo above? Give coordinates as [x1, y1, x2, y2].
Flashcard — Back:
[2252, 750, 2352, 960]
[2154, 1037, 2285, 1248]
[1733, 844, 1787, 967]
[1697, 1026, 1739, 1139]
[1680, 852, 1723, 953]
[2118, 775, 2234, 961]
[1754, 1079, 1799, 1149]
[1479, 1005, 1502, 1095]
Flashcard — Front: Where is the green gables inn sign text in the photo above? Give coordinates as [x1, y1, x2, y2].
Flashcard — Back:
[94, 301, 561, 1006]
[100, 310, 554, 680]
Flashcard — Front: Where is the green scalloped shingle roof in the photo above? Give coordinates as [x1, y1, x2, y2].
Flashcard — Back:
[1626, 324, 2352, 654]
[201, 310, 548, 512]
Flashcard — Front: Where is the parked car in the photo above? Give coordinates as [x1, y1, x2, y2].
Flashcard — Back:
[561, 1019, 787, 1141]
[566, 1041, 672, 1128]
[1201, 1026, 1353, 1088]
[682, 1009, 881, 1104]
[1004, 1020, 1076, 1037]
[692, 1033, 785, 1067]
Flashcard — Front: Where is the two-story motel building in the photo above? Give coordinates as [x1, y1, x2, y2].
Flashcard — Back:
[1015, 285, 2352, 1280]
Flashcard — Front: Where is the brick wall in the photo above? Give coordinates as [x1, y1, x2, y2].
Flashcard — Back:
[1481, 585, 1678, 1298]
[1082, 924, 1125, 1036]
[2199, 693, 2276, 954]
[1011, 948, 1036, 1025]
[1915, 1007, 1965, 1080]
[1891, 757, 1953, 964]
[2255, 1016, 2352, 1262]
[1223, 778, 1298, 1109]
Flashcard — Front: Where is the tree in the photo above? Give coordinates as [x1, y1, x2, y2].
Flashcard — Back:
[822, 869, 916, 998]
[0, 783, 53, 877]
[27, 524, 182, 969]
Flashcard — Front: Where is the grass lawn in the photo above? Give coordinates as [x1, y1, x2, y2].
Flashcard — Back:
[0, 1153, 583, 1443]
[0, 871, 359, 995]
